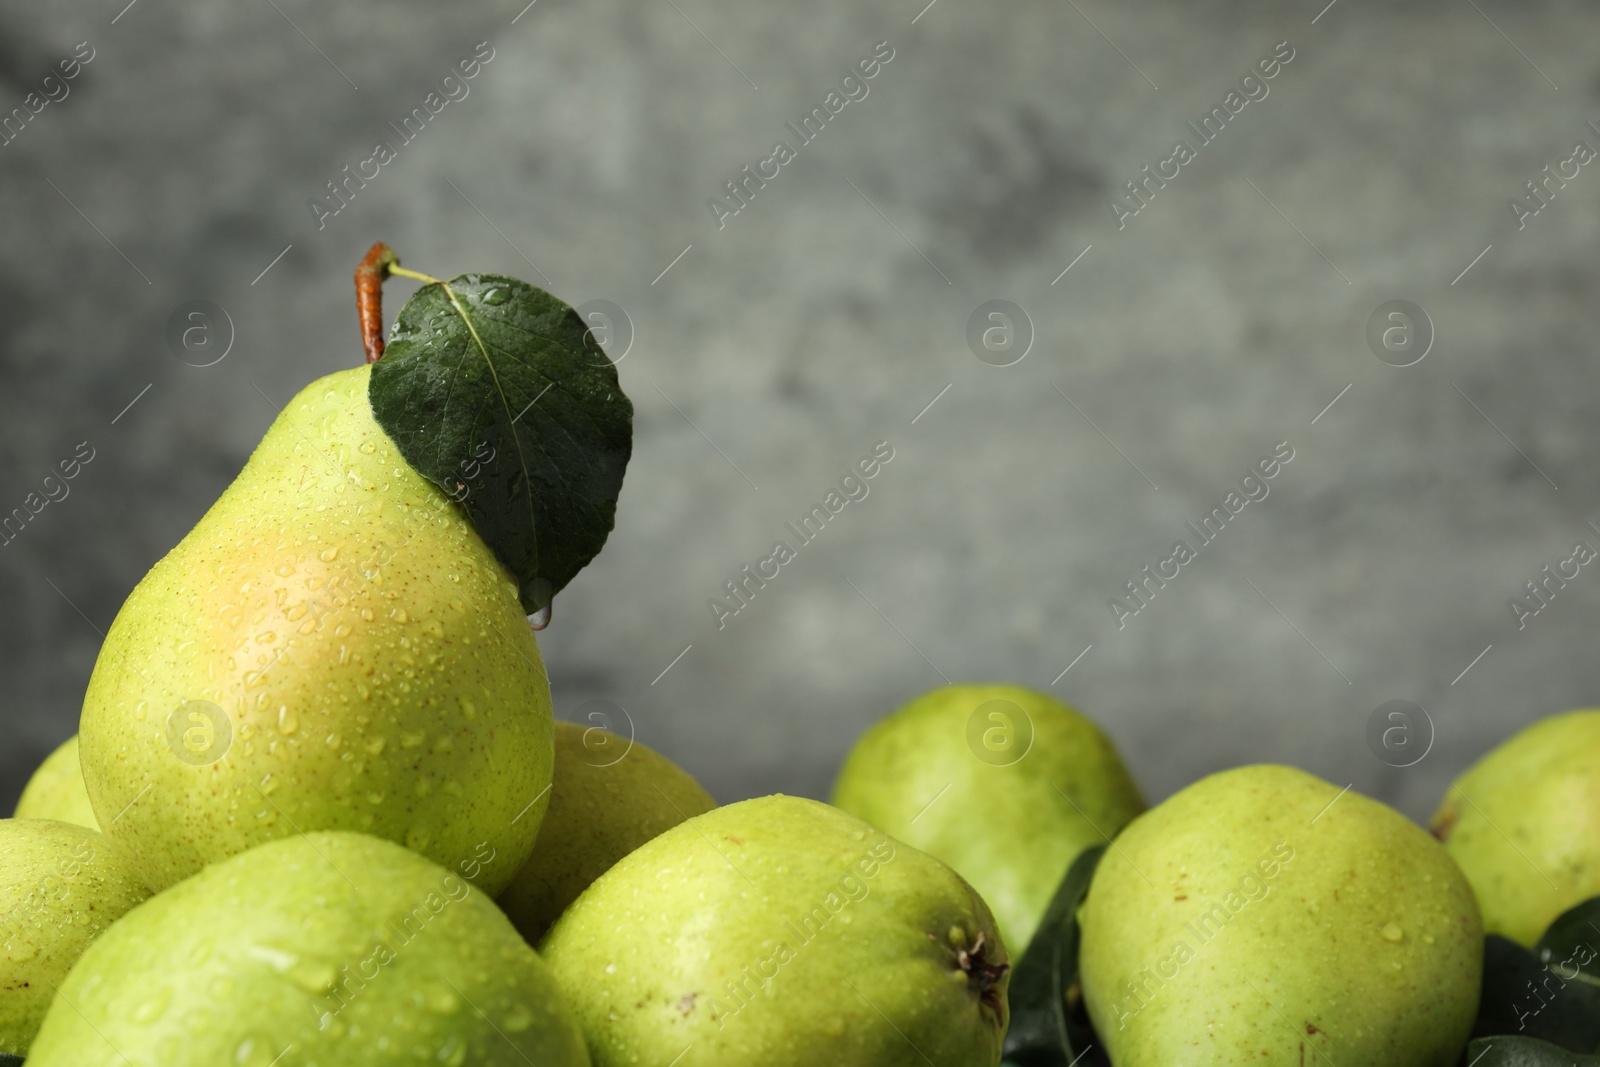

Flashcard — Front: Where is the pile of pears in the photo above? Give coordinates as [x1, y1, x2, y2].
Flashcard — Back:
[6, 258, 1600, 1067]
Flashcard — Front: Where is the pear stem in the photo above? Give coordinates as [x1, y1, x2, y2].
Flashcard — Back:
[388, 265, 442, 284]
[355, 243, 444, 363]
[956, 933, 1009, 1019]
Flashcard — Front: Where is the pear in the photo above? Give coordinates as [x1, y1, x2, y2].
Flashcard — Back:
[26, 831, 589, 1066]
[1079, 765, 1481, 1067]
[0, 819, 150, 1055]
[497, 720, 714, 943]
[78, 364, 552, 894]
[14, 736, 99, 831]
[1431, 708, 1600, 945]
[832, 683, 1144, 949]
[540, 795, 1009, 1066]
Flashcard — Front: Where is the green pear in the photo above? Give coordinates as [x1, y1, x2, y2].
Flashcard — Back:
[497, 720, 715, 943]
[1080, 765, 1482, 1067]
[27, 831, 589, 1067]
[832, 683, 1144, 949]
[78, 364, 553, 894]
[1431, 708, 1600, 945]
[14, 736, 99, 832]
[0, 819, 150, 1055]
[540, 794, 1009, 1067]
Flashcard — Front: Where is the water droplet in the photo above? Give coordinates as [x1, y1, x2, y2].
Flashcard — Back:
[527, 604, 552, 630]
[277, 707, 299, 735]
[366, 791, 385, 805]
[244, 944, 300, 975]
[421, 984, 459, 1015]
[358, 440, 377, 454]
[234, 1036, 278, 1067]
[276, 564, 295, 578]
[1381, 923, 1404, 942]
[401, 731, 425, 749]
[437, 1036, 468, 1067]
[320, 546, 340, 562]
[604, 963, 617, 974]
[365, 738, 387, 756]
[393, 608, 409, 624]
[432, 736, 455, 755]
[482, 287, 510, 305]
[288, 960, 338, 995]
[503, 1008, 534, 1032]
[131, 986, 172, 1024]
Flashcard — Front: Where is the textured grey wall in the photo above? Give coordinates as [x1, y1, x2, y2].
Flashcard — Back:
[3, 0, 1598, 825]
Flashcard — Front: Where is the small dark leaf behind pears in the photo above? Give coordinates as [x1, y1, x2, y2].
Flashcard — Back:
[1536, 897, 1600, 991]
[0, 1053, 23, 1066]
[1002, 844, 1110, 1067]
[1461, 1036, 1600, 1066]
[1472, 897, 1600, 1053]
[369, 273, 633, 612]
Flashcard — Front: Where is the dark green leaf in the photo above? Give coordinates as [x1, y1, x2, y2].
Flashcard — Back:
[1473, 933, 1600, 1051]
[1462, 1036, 1600, 1066]
[0, 1054, 23, 1066]
[1536, 898, 1600, 991]
[1002, 844, 1111, 1067]
[369, 273, 633, 612]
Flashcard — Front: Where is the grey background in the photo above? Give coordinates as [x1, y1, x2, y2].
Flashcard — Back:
[3, 0, 1597, 825]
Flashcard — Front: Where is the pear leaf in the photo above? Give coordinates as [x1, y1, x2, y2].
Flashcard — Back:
[1472, 930, 1600, 1051]
[369, 273, 633, 612]
[1461, 1036, 1600, 1066]
[1535, 897, 1600, 990]
[1001, 844, 1111, 1067]
[0, 1055, 22, 1066]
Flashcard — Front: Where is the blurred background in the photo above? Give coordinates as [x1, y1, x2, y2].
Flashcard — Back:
[2, 0, 1598, 823]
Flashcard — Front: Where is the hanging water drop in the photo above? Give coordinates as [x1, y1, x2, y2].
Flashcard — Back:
[525, 576, 554, 630]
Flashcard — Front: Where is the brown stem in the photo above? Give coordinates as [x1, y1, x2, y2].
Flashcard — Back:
[355, 242, 400, 363]
[957, 933, 1010, 1020]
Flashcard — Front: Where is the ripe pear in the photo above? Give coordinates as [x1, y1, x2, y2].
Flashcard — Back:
[497, 720, 715, 942]
[0, 819, 150, 1055]
[26, 831, 589, 1067]
[832, 683, 1144, 949]
[78, 364, 553, 894]
[540, 795, 1010, 1066]
[14, 736, 99, 831]
[1431, 708, 1600, 945]
[1080, 765, 1482, 1067]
